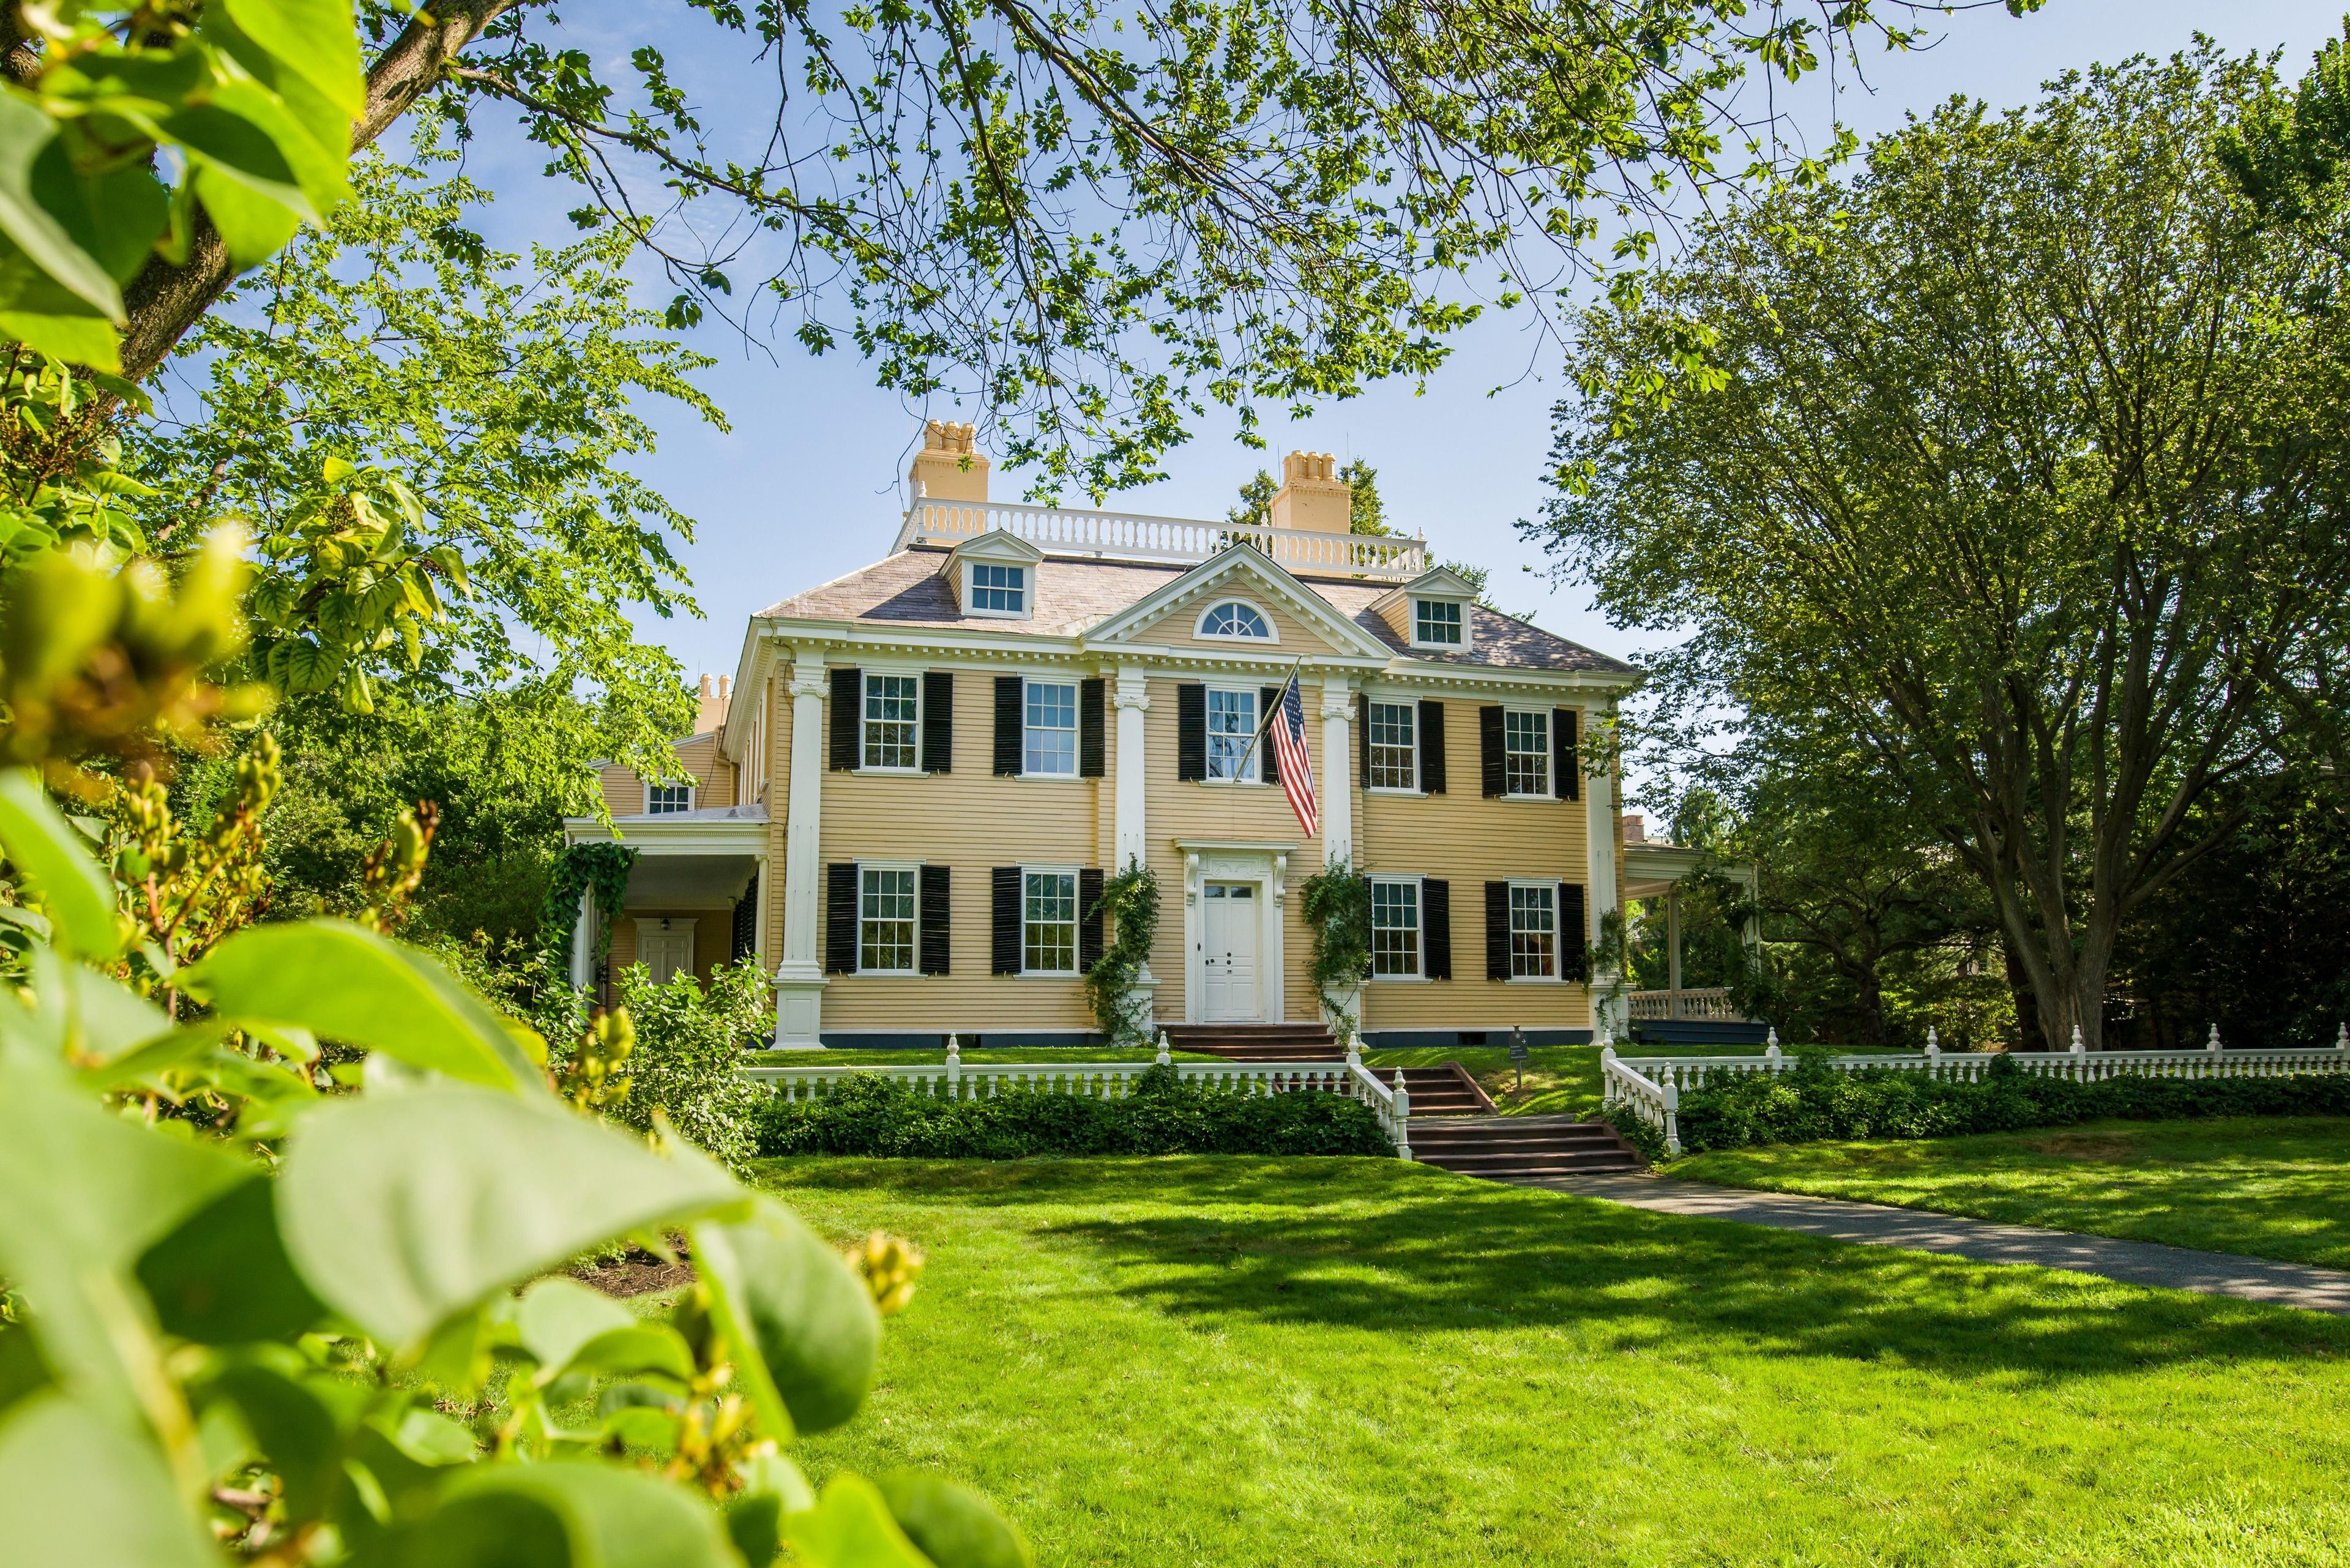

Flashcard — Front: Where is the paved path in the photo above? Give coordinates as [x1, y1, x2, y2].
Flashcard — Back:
[1531, 1173, 2350, 1316]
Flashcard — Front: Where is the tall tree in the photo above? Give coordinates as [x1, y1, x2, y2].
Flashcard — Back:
[1540, 47, 2350, 1048]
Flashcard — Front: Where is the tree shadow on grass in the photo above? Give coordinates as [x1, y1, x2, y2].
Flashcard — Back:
[758, 1155, 2350, 1383]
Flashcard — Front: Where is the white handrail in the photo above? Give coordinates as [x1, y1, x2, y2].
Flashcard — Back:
[894, 497, 1428, 580]
[746, 1058, 1351, 1103]
[1346, 1060, 1412, 1161]
[1608, 1041, 2350, 1099]
[1599, 1047, 1680, 1156]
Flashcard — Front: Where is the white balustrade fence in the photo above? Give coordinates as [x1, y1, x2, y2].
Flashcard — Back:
[1626, 987, 1744, 1022]
[893, 497, 1428, 579]
[1600, 1034, 2350, 1159]
[747, 1040, 1413, 1162]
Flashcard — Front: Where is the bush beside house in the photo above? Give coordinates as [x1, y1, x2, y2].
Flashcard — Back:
[1675, 1054, 2350, 1154]
[754, 1065, 1393, 1159]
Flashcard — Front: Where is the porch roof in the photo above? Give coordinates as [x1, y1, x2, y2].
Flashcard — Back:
[561, 806, 767, 910]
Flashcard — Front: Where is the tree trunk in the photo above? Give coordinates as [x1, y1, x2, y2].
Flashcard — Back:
[2002, 939, 2042, 1050]
[115, 2, 521, 379]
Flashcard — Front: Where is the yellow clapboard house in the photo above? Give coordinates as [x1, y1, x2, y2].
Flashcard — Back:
[567, 424, 1654, 1051]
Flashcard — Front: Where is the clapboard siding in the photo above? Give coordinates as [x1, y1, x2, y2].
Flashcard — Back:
[1123, 592, 1330, 652]
[1357, 698, 1592, 1031]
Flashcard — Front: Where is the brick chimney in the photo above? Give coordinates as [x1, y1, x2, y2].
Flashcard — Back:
[1622, 813, 1646, 845]
[909, 419, 990, 502]
[1266, 450, 1351, 534]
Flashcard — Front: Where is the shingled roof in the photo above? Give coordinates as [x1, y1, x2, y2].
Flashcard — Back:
[759, 547, 1634, 675]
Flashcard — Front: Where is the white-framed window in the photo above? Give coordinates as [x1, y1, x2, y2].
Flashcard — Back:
[971, 562, 1026, 614]
[1206, 686, 1259, 780]
[644, 780, 695, 815]
[859, 865, 917, 974]
[1370, 877, 1422, 977]
[1414, 599, 1464, 647]
[1022, 868, 1079, 974]
[1024, 679, 1078, 777]
[862, 673, 920, 769]
[1198, 600, 1274, 640]
[1366, 701, 1416, 791]
[1509, 882, 1557, 979]
[1503, 709, 1551, 797]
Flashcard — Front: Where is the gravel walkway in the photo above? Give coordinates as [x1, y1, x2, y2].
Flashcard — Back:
[1531, 1173, 2350, 1315]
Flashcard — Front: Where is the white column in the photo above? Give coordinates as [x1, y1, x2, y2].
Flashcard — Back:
[1318, 674, 1354, 868]
[567, 884, 595, 990]
[1584, 699, 1622, 1040]
[1666, 887, 1682, 996]
[1113, 665, 1149, 870]
[772, 646, 830, 1048]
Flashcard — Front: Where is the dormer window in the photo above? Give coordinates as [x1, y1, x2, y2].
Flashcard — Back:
[972, 563, 1026, 613]
[1199, 600, 1273, 640]
[1414, 599, 1463, 647]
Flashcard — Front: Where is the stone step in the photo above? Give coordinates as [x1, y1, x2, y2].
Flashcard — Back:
[1416, 1148, 1643, 1174]
[1408, 1123, 1626, 1148]
[1162, 1023, 1340, 1062]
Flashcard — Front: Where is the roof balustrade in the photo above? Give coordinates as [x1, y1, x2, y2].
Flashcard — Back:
[895, 496, 1428, 580]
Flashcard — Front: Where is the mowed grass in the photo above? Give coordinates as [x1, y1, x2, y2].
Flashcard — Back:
[766, 1156, 2350, 1567]
[1672, 1118, 2350, 1269]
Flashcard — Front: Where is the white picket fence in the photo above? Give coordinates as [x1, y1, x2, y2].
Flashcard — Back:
[745, 1036, 1417, 1160]
[1602, 1026, 2350, 1157]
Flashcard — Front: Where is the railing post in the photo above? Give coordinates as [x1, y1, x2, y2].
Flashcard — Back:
[1599, 1045, 1616, 1108]
[946, 1034, 961, 1100]
[1392, 1068, 1412, 1162]
[2207, 1023, 2222, 1053]
[1662, 1077, 1682, 1158]
[1155, 1029, 1172, 1066]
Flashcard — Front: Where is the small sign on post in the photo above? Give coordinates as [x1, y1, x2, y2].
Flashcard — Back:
[1508, 1025, 1529, 1092]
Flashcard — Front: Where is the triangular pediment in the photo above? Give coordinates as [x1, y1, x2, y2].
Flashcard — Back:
[1079, 543, 1393, 658]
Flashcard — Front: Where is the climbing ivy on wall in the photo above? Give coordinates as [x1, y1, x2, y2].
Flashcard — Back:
[1084, 859, 1162, 1047]
[1301, 859, 1372, 1045]
[538, 842, 640, 986]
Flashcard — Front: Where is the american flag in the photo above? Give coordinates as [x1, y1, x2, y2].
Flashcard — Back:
[1270, 674, 1318, 838]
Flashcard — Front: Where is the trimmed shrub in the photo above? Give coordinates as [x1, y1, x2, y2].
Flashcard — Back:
[1676, 1053, 2350, 1154]
[611, 958, 774, 1168]
[752, 1063, 1394, 1160]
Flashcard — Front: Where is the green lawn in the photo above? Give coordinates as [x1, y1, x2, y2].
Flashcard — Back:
[1671, 1118, 2350, 1269]
[766, 1156, 2350, 1567]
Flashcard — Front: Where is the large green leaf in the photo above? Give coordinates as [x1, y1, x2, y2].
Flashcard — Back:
[370, 1460, 741, 1568]
[188, 159, 305, 270]
[278, 1086, 746, 1351]
[696, 1199, 879, 1437]
[207, 1361, 343, 1521]
[0, 95, 124, 321]
[786, 1475, 936, 1568]
[181, 919, 541, 1091]
[222, 0, 367, 118]
[875, 1473, 1031, 1568]
[0, 769, 124, 960]
[0, 1392, 218, 1568]
[136, 1176, 326, 1346]
[514, 1278, 633, 1380]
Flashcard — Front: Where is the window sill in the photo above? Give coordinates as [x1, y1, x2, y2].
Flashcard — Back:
[1371, 973, 1431, 984]
[852, 970, 920, 979]
[1017, 971, 1081, 980]
[1365, 786, 1427, 798]
[1018, 772, 1084, 783]
[1199, 777, 1267, 788]
[1504, 976, 1567, 985]
[1496, 792, 1559, 804]
[854, 766, 927, 777]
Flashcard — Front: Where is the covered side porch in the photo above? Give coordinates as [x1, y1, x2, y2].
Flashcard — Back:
[1621, 822, 1765, 1045]
[561, 806, 769, 1009]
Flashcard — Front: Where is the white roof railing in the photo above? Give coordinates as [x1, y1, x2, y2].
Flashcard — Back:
[894, 496, 1428, 580]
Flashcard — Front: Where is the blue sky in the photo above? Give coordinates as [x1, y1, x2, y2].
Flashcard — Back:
[461, 2, 2344, 687]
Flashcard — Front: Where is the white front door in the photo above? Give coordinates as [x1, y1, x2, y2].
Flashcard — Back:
[1201, 883, 1261, 1021]
[639, 922, 695, 986]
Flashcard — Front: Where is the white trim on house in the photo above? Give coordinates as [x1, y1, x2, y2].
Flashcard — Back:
[1500, 704, 1556, 801]
[1018, 674, 1083, 780]
[1368, 873, 1425, 981]
[1083, 542, 1396, 660]
[944, 529, 1044, 621]
[1193, 597, 1280, 643]
[1016, 863, 1083, 977]
[1504, 877, 1565, 982]
[853, 859, 922, 976]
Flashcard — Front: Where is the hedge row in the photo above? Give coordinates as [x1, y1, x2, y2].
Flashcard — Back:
[752, 1065, 1394, 1159]
[1674, 1055, 2350, 1153]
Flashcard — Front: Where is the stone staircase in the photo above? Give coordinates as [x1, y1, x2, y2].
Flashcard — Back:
[1408, 1115, 1647, 1181]
[1160, 1022, 1341, 1062]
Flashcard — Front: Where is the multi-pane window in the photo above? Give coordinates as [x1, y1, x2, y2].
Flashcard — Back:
[1370, 879, 1422, 977]
[1024, 680, 1078, 776]
[1509, 883, 1557, 978]
[971, 562, 1026, 613]
[645, 782, 694, 814]
[1200, 601, 1272, 638]
[1023, 870, 1078, 974]
[859, 867, 916, 973]
[1206, 687, 1258, 780]
[1367, 701, 1416, 790]
[1503, 709, 1551, 797]
[1415, 599, 1464, 646]
[863, 674, 920, 769]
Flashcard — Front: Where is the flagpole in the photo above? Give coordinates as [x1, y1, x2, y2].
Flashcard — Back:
[1230, 654, 1306, 779]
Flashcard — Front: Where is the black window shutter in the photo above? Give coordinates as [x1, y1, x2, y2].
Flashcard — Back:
[826, 863, 858, 973]
[993, 676, 1022, 776]
[828, 668, 860, 771]
[1176, 684, 1206, 780]
[1079, 867, 1106, 970]
[1419, 700, 1447, 794]
[1423, 878, 1452, 980]
[1554, 707, 1579, 801]
[1561, 882, 1588, 982]
[991, 867, 1021, 974]
[919, 865, 951, 975]
[921, 671, 954, 774]
[1358, 696, 1373, 787]
[1259, 686, 1282, 785]
[1479, 706, 1505, 797]
[1080, 678, 1106, 777]
[1484, 880, 1510, 980]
